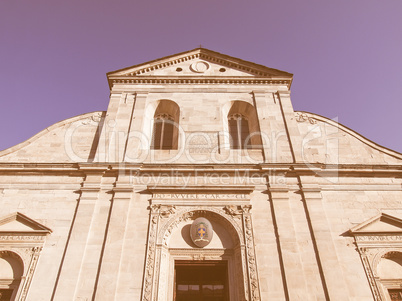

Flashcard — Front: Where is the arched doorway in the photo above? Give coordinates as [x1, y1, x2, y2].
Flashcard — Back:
[0, 251, 24, 301]
[377, 251, 402, 301]
[163, 210, 244, 301]
[141, 206, 261, 301]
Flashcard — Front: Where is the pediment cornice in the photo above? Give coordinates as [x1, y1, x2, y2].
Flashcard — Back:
[0, 212, 52, 235]
[107, 48, 293, 88]
[108, 76, 291, 87]
[350, 213, 402, 236]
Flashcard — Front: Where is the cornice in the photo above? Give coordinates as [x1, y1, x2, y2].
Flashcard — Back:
[107, 48, 292, 78]
[121, 51, 275, 77]
[0, 162, 400, 176]
[0, 111, 104, 158]
[0, 212, 52, 233]
[108, 77, 291, 88]
[0, 163, 82, 175]
[350, 213, 402, 235]
[147, 185, 255, 193]
[107, 48, 293, 89]
[296, 111, 402, 159]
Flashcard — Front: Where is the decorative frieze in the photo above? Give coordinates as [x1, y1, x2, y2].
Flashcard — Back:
[224, 205, 252, 221]
[159, 205, 176, 218]
[244, 214, 261, 301]
[142, 209, 159, 301]
[358, 248, 382, 301]
[19, 247, 42, 301]
[224, 205, 244, 216]
[111, 78, 291, 86]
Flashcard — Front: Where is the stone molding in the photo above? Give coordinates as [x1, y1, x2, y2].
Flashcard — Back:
[110, 78, 291, 86]
[0, 111, 105, 158]
[295, 111, 402, 160]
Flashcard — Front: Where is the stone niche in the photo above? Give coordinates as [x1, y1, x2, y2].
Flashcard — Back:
[350, 213, 402, 301]
[0, 212, 51, 301]
[141, 186, 261, 301]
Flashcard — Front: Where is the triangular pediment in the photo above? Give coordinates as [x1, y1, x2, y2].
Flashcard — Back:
[107, 48, 292, 84]
[350, 213, 402, 235]
[0, 212, 52, 233]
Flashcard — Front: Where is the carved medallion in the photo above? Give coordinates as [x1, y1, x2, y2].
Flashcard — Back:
[190, 61, 210, 73]
[190, 217, 213, 248]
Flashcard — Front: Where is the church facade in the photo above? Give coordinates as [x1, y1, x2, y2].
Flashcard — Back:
[0, 48, 401, 301]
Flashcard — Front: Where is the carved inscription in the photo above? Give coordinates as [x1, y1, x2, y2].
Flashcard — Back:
[153, 193, 247, 199]
[0, 235, 45, 241]
[355, 235, 402, 241]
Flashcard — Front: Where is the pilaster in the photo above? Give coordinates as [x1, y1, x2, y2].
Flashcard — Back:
[125, 92, 149, 162]
[253, 91, 293, 163]
[276, 91, 303, 163]
[268, 184, 310, 300]
[95, 92, 137, 162]
[94, 175, 134, 300]
[52, 170, 114, 301]
[299, 180, 350, 300]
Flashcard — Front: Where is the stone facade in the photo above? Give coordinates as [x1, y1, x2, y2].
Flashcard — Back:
[0, 48, 401, 301]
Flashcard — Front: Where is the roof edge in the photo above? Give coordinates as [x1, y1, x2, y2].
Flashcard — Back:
[0, 111, 105, 158]
[297, 111, 402, 159]
[107, 48, 293, 78]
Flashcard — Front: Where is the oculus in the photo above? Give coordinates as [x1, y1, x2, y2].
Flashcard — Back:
[190, 217, 213, 248]
[190, 61, 209, 73]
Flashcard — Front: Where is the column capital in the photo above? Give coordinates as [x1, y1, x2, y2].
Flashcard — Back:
[252, 90, 269, 96]
[277, 90, 291, 96]
[269, 184, 289, 193]
[301, 184, 322, 199]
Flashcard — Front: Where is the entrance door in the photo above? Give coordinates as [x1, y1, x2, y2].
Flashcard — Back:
[175, 261, 229, 301]
[389, 289, 402, 301]
[0, 289, 13, 301]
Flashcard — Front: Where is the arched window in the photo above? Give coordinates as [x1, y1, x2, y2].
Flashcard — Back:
[227, 101, 261, 149]
[228, 113, 251, 149]
[151, 100, 180, 150]
[152, 113, 175, 150]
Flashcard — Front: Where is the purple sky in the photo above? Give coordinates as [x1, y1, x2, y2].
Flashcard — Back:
[1, 1, 401, 153]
